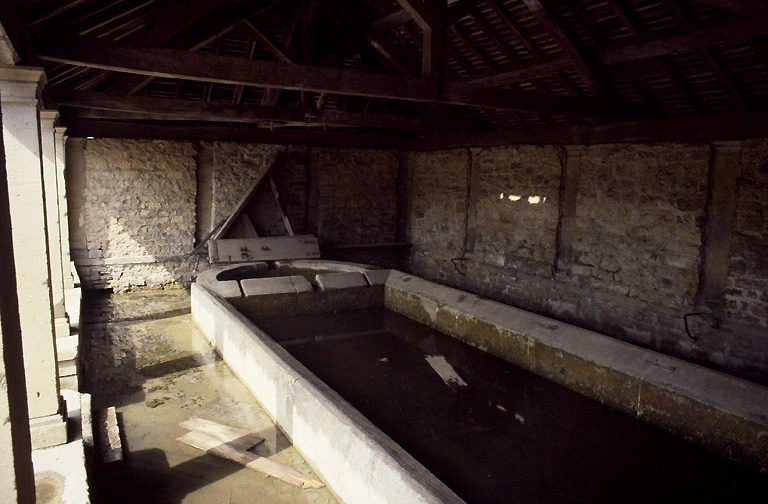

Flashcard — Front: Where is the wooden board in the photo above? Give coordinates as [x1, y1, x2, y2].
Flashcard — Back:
[179, 417, 264, 451]
[210, 236, 320, 263]
[425, 355, 470, 392]
[177, 430, 324, 489]
[211, 153, 286, 241]
[268, 176, 294, 236]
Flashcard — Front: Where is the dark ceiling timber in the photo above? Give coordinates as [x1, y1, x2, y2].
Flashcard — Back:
[411, 111, 768, 149]
[64, 119, 411, 149]
[34, 35, 649, 120]
[49, 89, 464, 131]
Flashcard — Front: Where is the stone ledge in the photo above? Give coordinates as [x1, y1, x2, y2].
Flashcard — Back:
[316, 272, 368, 290]
[363, 269, 392, 286]
[383, 270, 768, 474]
[241, 276, 313, 296]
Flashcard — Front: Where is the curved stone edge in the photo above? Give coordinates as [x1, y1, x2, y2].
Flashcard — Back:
[383, 270, 768, 474]
[191, 283, 466, 504]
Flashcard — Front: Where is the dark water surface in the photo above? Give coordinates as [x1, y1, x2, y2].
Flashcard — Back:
[254, 308, 768, 504]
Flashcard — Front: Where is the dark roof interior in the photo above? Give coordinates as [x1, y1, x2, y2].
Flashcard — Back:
[5, 0, 768, 146]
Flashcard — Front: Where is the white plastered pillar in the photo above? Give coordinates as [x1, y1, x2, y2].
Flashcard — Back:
[40, 110, 68, 333]
[0, 65, 66, 449]
[54, 126, 74, 289]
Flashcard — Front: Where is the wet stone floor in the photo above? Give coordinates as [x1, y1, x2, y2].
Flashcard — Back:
[82, 288, 337, 504]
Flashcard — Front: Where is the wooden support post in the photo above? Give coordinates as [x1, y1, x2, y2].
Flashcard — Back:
[555, 145, 583, 271]
[697, 141, 741, 314]
[423, 0, 446, 79]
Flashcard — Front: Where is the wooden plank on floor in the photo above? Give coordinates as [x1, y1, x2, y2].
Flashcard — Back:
[179, 417, 264, 451]
[177, 430, 324, 489]
[210, 236, 320, 263]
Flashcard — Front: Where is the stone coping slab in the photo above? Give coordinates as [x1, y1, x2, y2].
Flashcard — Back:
[315, 272, 368, 290]
[241, 276, 313, 297]
[363, 269, 392, 286]
[191, 283, 464, 504]
[383, 270, 768, 474]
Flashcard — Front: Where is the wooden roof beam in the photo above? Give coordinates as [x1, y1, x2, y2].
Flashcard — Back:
[50, 89, 464, 131]
[695, 0, 768, 19]
[34, 35, 650, 119]
[395, 0, 431, 31]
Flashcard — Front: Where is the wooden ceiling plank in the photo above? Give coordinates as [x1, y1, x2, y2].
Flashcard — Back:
[468, 9, 516, 64]
[128, 0, 230, 47]
[27, 0, 91, 29]
[451, 24, 496, 69]
[521, 0, 604, 96]
[455, 56, 571, 85]
[486, 0, 540, 58]
[79, 0, 154, 36]
[446, 0, 480, 26]
[241, 19, 300, 63]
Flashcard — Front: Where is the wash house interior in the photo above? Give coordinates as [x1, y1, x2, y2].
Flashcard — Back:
[1, 1, 768, 503]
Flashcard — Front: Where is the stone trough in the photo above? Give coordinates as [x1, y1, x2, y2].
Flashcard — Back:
[191, 260, 768, 503]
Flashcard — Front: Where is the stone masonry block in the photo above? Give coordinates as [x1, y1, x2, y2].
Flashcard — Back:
[364, 269, 392, 286]
[207, 280, 242, 299]
[56, 335, 79, 363]
[241, 276, 313, 297]
[316, 272, 368, 290]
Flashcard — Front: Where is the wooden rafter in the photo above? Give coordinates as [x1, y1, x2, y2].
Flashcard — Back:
[422, 0, 446, 78]
[694, 0, 768, 19]
[521, 0, 604, 96]
[395, 0, 431, 31]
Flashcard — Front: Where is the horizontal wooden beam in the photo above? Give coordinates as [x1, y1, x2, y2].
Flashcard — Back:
[598, 18, 768, 64]
[454, 57, 572, 86]
[34, 35, 647, 119]
[35, 35, 436, 101]
[63, 119, 411, 149]
[695, 0, 768, 19]
[49, 89, 462, 131]
[395, 0, 430, 31]
[411, 112, 768, 149]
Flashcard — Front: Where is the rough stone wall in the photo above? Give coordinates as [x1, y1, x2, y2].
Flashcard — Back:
[313, 147, 398, 246]
[473, 145, 562, 275]
[410, 149, 470, 280]
[210, 142, 307, 234]
[408, 140, 768, 382]
[726, 139, 768, 328]
[78, 139, 199, 290]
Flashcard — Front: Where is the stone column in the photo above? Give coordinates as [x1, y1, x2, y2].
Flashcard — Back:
[0, 84, 36, 504]
[40, 110, 68, 336]
[54, 126, 73, 289]
[0, 65, 66, 449]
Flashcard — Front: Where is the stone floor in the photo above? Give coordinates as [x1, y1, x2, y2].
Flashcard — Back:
[82, 287, 337, 504]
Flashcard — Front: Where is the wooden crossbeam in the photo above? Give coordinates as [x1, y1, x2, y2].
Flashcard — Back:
[36, 35, 648, 119]
[598, 18, 768, 64]
[695, 0, 768, 19]
[395, 0, 431, 31]
[411, 111, 768, 149]
[62, 119, 413, 149]
[446, 0, 479, 26]
[241, 19, 300, 63]
[51, 89, 464, 131]
[457, 57, 572, 86]
[422, 0, 446, 78]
